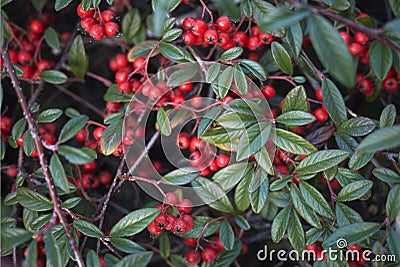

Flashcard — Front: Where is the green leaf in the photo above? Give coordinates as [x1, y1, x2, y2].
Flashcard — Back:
[128, 40, 159, 61]
[386, 226, 400, 261]
[287, 211, 305, 252]
[321, 78, 347, 126]
[255, 147, 274, 175]
[104, 84, 132, 102]
[258, 6, 310, 32]
[271, 206, 291, 243]
[110, 238, 145, 254]
[237, 122, 271, 161]
[338, 117, 376, 136]
[86, 250, 100, 267]
[31, 0, 48, 13]
[44, 27, 59, 49]
[44, 231, 62, 267]
[299, 181, 334, 219]
[16, 188, 52, 211]
[348, 151, 374, 171]
[213, 240, 242, 267]
[206, 63, 221, 83]
[308, 15, 355, 88]
[23, 130, 35, 156]
[0, 227, 32, 252]
[282, 85, 308, 113]
[337, 180, 373, 202]
[68, 35, 88, 79]
[58, 115, 88, 143]
[369, 41, 393, 80]
[110, 208, 160, 237]
[274, 128, 317, 155]
[158, 232, 170, 258]
[40, 70, 67, 84]
[336, 202, 364, 226]
[386, 185, 400, 221]
[233, 65, 248, 95]
[233, 215, 250, 231]
[373, 167, 400, 184]
[166, 65, 197, 88]
[37, 108, 62, 123]
[220, 220, 235, 250]
[55, 0, 73, 11]
[158, 42, 186, 63]
[271, 42, 293, 75]
[122, 9, 141, 41]
[357, 125, 400, 153]
[49, 154, 69, 193]
[380, 104, 396, 128]
[114, 252, 153, 267]
[62, 197, 81, 209]
[181, 217, 221, 239]
[212, 162, 252, 191]
[388, 0, 400, 17]
[58, 145, 96, 164]
[191, 177, 234, 213]
[157, 107, 171, 136]
[276, 111, 315, 126]
[286, 23, 303, 57]
[100, 119, 123, 156]
[22, 240, 37, 267]
[221, 47, 243, 61]
[291, 185, 321, 228]
[162, 167, 200, 185]
[234, 170, 252, 211]
[295, 149, 349, 174]
[323, 222, 380, 248]
[12, 118, 26, 141]
[217, 67, 234, 98]
[250, 176, 269, 214]
[73, 220, 104, 238]
[239, 59, 267, 80]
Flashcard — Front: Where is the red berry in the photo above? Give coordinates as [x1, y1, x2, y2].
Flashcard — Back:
[164, 214, 176, 231]
[36, 60, 53, 73]
[315, 108, 328, 122]
[183, 18, 195, 31]
[183, 31, 197, 46]
[99, 170, 112, 184]
[216, 16, 231, 32]
[204, 29, 218, 44]
[81, 17, 96, 32]
[247, 35, 261, 51]
[115, 71, 128, 84]
[106, 102, 121, 112]
[82, 173, 98, 189]
[216, 153, 230, 168]
[339, 31, 351, 45]
[192, 19, 207, 36]
[101, 10, 115, 22]
[104, 22, 119, 37]
[189, 137, 204, 152]
[354, 31, 368, 45]
[315, 87, 323, 101]
[178, 82, 193, 92]
[115, 54, 128, 69]
[189, 95, 202, 108]
[148, 85, 163, 101]
[1, 116, 12, 133]
[89, 24, 105, 40]
[118, 81, 133, 94]
[8, 49, 18, 64]
[29, 19, 45, 35]
[77, 4, 94, 18]
[177, 133, 191, 150]
[276, 164, 289, 175]
[189, 151, 202, 167]
[292, 177, 300, 185]
[357, 79, 374, 96]
[182, 214, 194, 231]
[305, 242, 319, 251]
[172, 218, 187, 234]
[382, 77, 398, 92]
[217, 32, 231, 47]
[202, 247, 218, 263]
[155, 213, 169, 229]
[259, 33, 274, 45]
[348, 42, 362, 55]
[165, 192, 179, 206]
[347, 244, 362, 251]
[18, 50, 33, 65]
[93, 127, 104, 140]
[209, 159, 219, 173]
[251, 26, 260, 36]
[262, 85, 275, 99]
[216, 237, 225, 250]
[184, 238, 197, 245]
[178, 199, 193, 214]
[148, 221, 162, 234]
[133, 57, 145, 71]
[185, 249, 201, 265]
[6, 165, 17, 177]
[233, 31, 248, 47]
[83, 161, 97, 172]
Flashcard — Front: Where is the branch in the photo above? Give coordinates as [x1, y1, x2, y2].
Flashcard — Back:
[1, 42, 85, 267]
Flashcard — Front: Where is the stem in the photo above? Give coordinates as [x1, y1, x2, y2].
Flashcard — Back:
[119, 173, 166, 198]
[268, 75, 297, 86]
[196, 216, 226, 250]
[1, 43, 85, 267]
[85, 71, 113, 87]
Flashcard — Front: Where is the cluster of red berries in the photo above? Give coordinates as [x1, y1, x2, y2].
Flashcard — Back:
[176, 134, 230, 176]
[78, 4, 119, 40]
[306, 242, 366, 266]
[147, 192, 194, 235]
[182, 16, 274, 60]
[356, 68, 399, 97]
[313, 87, 329, 122]
[2, 14, 59, 79]
[109, 53, 144, 94]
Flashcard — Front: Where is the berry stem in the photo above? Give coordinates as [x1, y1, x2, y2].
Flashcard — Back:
[199, 0, 214, 23]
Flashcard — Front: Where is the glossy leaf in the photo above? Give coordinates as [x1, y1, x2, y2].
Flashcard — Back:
[338, 117, 376, 136]
[101, 119, 123, 156]
[271, 42, 293, 75]
[337, 180, 373, 202]
[276, 110, 315, 126]
[281, 85, 308, 113]
[114, 252, 153, 267]
[380, 104, 396, 128]
[357, 125, 400, 153]
[58, 145, 97, 164]
[122, 9, 141, 41]
[73, 220, 104, 238]
[322, 78, 347, 126]
[220, 220, 235, 250]
[37, 108, 63, 123]
[68, 35, 88, 79]
[287, 211, 305, 252]
[274, 128, 317, 155]
[271, 206, 291, 243]
[40, 70, 67, 84]
[49, 154, 69, 193]
[295, 149, 349, 174]
[369, 41, 393, 80]
[58, 115, 88, 143]
[221, 47, 243, 61]
[110, 208, 160, 237]
[386, 185, 400, 221]
[162, 167, 200, 185]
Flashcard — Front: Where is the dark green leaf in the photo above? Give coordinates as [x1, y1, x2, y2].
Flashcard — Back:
[86, 250, 100, 267]
[220, 220, 235, 250]
[234, 170, 252, 211]
[1, 227, 32, 253]
[191, 177, 234, 213]
[337, 180, 373, 202]
[237, 122, 271, 161]
[271, 206, 291, 243]
[323, 222, 380, 248]
[54, 0, 73, 11]
[357, 125, 400, 153]
[68, 35, 88, 79]
[157, 107, 171, 136]
[37, 108, 62, 123]
[101, 119, 123, 156]
[110, 238, 145, 254]
[274, 128, 317, 155]
[348, 151, 374, 171]
[322, 78, 347, 126]
[167, 65, 197, 88]
[255, 147, 274, 175]
[49, 154, 69, 193]
[73, 220, 104, 238]
[239, 59, 267, 80]
[22, 240, 37, 267]
[127, 40, 159, 61]
[40, 70, 67, 84]
[12, 118, 26, 141]
[373, 167, 400, 184]
[286, 23, 303, 57]
[44, 231, 62, 267]
[338, 117, 375, 136]
[221, 47, 243, 61]
[104, 84, 132, 102]
[44, 27, 59, 49]
[58, 145, 96, 164]
[233, 215, 250, 230]
[23, 130, 35, 156]
[31, 0, 48, 12]
[162, 167, 200, 185]
[206, 63, 220, 83]
[287, 211, 305, 252]
[250, 176, 269, 214]
[16, 188, 52, 211]
[282, 85, 308, 113]
[369, 41, 393, 80]
[386, 226, 400, 261]
[122, 9, 141, 41]
[271, 42, 293, 75]
[299, 181, 334, 219]
[276, 110, 315, 126]
[110, 208, 160, 237]
[181, 216, 221, 239]
[158, 42, 185, 62]
[380, 104, 396, 128]
[291, 185, 321, 228]
[258, 6, 310, 32]
[386, 185, 400, 221]
[233, 65, 248, 95]
[213, 240, 242, 267]
[58, 115, 88, 143]
[113, 252, 153, 267]
[295, 149, 349, 174]
[336, 202, 364, 226]
[217, 67, 234, 98]
[62, 197, 81, 209]
[309, 15, 355, 88]
[159, 232, 170, 258]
